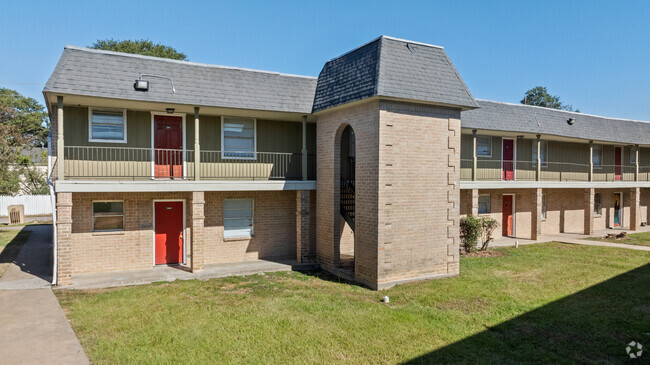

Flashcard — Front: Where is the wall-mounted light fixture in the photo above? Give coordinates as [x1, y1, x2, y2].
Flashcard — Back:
[134, 74, 176, 93]
[166, 108, 175, 114]
[567, 118, 575, 125]
[516, 135, 525, 139]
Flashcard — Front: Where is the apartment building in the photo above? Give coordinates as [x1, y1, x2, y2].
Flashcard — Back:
[44, 36, 650, 289]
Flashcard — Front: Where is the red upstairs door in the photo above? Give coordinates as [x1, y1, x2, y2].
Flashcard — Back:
[154, 201, 183, 264]
[614, 147, 622, 181]
[502, 195, 514, 236]
[502, 139, 515, 181]
[154, 115, 183, 178]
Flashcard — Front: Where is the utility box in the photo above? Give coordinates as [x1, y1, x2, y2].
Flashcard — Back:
[8, 205, 24, 225]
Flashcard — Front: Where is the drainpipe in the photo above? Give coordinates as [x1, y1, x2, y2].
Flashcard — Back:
[47, 133, 57, 285]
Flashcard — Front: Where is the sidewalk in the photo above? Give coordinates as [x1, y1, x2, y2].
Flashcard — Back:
[0, 225, 89, 364]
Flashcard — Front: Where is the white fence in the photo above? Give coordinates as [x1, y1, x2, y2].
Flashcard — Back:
[0, 195, 52, 217]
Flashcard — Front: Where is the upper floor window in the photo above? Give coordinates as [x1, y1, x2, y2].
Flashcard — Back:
[532, 140, 548, 167]
[593, 144, 603, 168]
[222, 117, 256, 159]
[630, 148, 636, 164]
[89, 108, 127, 143]
[477, 136, 492, 157]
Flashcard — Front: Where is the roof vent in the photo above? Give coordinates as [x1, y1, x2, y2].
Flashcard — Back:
[567, 117, 575, 125]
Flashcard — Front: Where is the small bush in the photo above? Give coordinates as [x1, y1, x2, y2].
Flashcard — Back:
[460, 216, 500, 252]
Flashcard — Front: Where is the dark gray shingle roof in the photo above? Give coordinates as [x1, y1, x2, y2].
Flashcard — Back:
[44, 46, 317, 114]
[462, 99, 650, 145]
[312, 36, 478, 113]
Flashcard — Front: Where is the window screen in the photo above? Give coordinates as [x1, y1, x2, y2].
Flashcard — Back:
[223, 118, 255, 158]
[93, 201, 124, 231]
[477, 136, 492, 156]
[91, 110, 125, 141]
[478, 195, 490, 214]
[223, 199, 253, 238]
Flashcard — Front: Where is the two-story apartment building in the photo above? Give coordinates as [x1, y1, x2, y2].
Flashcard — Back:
[43, 36, 650, 289]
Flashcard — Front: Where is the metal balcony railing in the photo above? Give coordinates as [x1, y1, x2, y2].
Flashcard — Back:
[63, 146, 316, 181]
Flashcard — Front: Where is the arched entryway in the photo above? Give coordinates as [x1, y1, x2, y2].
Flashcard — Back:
[336, 125, 355, 272]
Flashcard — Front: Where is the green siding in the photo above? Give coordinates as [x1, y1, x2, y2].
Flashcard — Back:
[64, 106, 151, 148]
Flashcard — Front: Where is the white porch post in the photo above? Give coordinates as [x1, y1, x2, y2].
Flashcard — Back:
[536, 134, 541, 182]
[302, 115, 308, 181]
[472, 129, 477, 181]
[588, 141, 594, 182]
[57, 96, 64, 180]
[194, 107, 200, 181]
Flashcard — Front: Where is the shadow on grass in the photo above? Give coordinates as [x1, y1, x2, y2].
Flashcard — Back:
[404, 263, 650, 364]
[0, 228, 31, 277]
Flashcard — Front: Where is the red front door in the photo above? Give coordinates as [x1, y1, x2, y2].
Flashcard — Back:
[154, 115, 183, 178]
[155, 201, 183, 264]
[502, 139, 515, 181]
[502, 195, 514, 236]
[614, 147, 622, 181]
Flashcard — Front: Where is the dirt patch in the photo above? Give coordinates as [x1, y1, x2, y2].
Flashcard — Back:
[462, 250, 508, 258]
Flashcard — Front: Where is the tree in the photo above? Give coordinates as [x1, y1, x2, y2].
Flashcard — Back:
[521, 86, 578, 112]
[90, 39, 188, 61]
[0, 88, 49, 147]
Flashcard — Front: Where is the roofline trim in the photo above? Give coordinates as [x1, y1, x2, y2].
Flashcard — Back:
[476, 98, 650, 125]
[62, 45, 318, 80]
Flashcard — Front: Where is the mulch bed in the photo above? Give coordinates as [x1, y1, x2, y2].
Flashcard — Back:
[461, 249, 508, 258]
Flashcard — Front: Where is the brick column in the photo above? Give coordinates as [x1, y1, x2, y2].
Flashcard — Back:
[296, 190, 312, 263]
[630, 187, 640, 231]
[584, 188, 595, 235]
[470, 189, 479, 216]
[190, 191, 205, 272]
[531, 188, 542, 240]
[56, 192, 73, 285]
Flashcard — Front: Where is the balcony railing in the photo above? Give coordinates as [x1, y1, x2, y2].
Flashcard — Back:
[461, 159, 646, 182]
[63, 146, 316, 180]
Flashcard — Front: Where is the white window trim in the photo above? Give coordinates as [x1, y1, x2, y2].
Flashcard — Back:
[92, 200, 125, 232]
[476, 135, 492, 157]
[503, 193, 516, 237]
[532, 140, 549, 168]
[593, 144, 603, 170]
[478, 194, 491, 214]
[88, 108, 128, 143]
[541, 194, 547, 220]
[223, 198, 255, 239]
[221, 116, 257, 160]
[594, 193, 602, 217]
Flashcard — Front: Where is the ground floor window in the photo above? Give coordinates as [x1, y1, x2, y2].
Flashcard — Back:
[223, 198, 254, 238]
[92, 201, 124, 231]
[478, 195, 490, 214]
[594, 193, 602, 216]
[541, 194, 547, 220]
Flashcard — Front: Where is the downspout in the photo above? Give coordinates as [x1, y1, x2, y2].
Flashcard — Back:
[47, 133, 57, 285]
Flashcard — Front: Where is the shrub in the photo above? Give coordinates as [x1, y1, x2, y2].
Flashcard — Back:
[479, 216, 499, 251]
[460, 216, 482, 252]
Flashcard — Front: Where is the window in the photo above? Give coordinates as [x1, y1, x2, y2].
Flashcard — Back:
[532, 140, 548, 167]
[92, 201, 124, 231]
[222, 117, 256, 159]
[594, 193, 602, 216]
[630, 148, 637, 164]
[477, 136, 492, 157]
[478, 195, 491, 214]
[89, 109, 127, 142]
[541, 194, 547, 220]
[223, 199, 254, 238]
[592, 144, 603, 169]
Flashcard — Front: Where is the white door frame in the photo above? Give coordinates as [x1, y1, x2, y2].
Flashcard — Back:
[152, 199, 187, 266]
[502, 193, 516, 237]
[613, 192, 623, 227]
[150, 112, 187, 179]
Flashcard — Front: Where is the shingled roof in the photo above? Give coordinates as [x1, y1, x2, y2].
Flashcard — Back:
[462, 99, 650, 146]
[312, 36, 479, 113]
[44, 46, 317, 114]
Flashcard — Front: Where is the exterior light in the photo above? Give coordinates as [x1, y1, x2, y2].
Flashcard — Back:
[137, 74, 176, 93]
[567, 118, 575, 125]
[134, 79, 149, 91]
[166, 108, 175, 114]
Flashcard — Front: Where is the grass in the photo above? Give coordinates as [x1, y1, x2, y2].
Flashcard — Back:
[587, 230, 650, 247]
[0, 229, 31, 277]
[56, 243, 650, 364]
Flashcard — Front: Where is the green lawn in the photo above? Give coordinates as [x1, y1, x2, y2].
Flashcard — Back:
[588, 230, 650, 247]
[0, 229, 30, 277]
[56, 243, 650, 364]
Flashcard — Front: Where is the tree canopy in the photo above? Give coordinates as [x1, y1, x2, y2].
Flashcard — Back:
[0, 88, 49, 147]
[521, 86, 578, 112]
[89, 39, 188, 60]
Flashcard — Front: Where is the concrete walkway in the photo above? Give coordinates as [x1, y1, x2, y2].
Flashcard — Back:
[0, 225, 89, 364]
[63, 259, 317, 290]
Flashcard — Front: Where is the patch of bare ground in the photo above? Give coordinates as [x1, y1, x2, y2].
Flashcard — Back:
[462, 250, 508, 258]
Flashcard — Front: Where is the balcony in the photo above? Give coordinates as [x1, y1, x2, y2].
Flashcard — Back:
[461, 159, 646, 182]
[63, 146, 316, 181]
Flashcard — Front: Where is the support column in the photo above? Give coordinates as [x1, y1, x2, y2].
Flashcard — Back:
[531, 188, 542, 240]
[302, 116, 308, 181]
[56, 192, 72, 285]
[584, 188, 595, 235]
[57, 96, 64, 180]
[296, 190, 312, 262]
[471, 129, 477, 181]
[194, 107, 200, 181]
[535, 135, 541, 181]
[470, 188, 479, 216]
[630, 187, 640, 231]
[589, 141, 594, 181]
[190, 191, 205, 272]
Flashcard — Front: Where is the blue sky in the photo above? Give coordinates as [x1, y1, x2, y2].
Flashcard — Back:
[2, 0, 649, 120]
